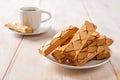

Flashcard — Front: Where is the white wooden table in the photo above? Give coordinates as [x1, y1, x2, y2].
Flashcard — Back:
[0, 0, 120, 80]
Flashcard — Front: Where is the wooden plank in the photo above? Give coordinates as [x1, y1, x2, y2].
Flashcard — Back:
[82, 0, 120, 80]
[3, 0, 118, 80]
[3, 34, 117, 80]
[0, 0, 25, 79]
[0, 0, 41, 78]
[0, 0, 20, 28]
[40, 0, 90, 30]
[0, 27, 23, 79]
[0, 0, 42, 79]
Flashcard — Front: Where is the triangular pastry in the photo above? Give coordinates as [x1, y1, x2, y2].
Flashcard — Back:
[38, 26, 78, 56]
[70, 35, 113, 66]
[64, 21, 98, 60]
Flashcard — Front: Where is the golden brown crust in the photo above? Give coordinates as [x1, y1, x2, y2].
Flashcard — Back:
[52, 46, 67, 63]
[38, 20, 113, 66]
[51, 34, 74, 63]
[96, 48, 111, 60]
[5, 23, 33, 33]
[38, 26, 78, 56]
[69, 35, 113, 66]
[51, 21, 113, 66]
[64, 21, 98, 60]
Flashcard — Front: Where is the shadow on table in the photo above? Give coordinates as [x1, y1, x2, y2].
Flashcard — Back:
[52, 63, 107, 76]
[50, 62, 115, 80]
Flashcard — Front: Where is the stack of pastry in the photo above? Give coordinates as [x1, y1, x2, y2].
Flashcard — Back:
[38, 21, 113, 66]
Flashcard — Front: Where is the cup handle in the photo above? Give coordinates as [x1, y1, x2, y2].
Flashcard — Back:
[41, 10, 51, 23]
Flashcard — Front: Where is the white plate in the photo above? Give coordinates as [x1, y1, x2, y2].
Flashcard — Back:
[46, 54, 110, 69]
[9, 25, 51, 35]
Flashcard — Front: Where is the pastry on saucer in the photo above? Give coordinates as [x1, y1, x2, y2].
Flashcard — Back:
[5, 23, 34, 33]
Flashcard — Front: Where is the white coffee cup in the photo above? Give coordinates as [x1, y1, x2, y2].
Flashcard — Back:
[20, 7, 51, 30]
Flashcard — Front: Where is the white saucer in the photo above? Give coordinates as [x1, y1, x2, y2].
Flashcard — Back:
[9, 25, 51, 35]
[46, 54, 110, 69]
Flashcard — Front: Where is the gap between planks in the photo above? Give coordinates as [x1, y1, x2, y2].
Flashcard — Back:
[1, 0, 42, 79]
[2, 36, 24, 80]
[110, 61, 120, 80]
[2, 0, 118, 80]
